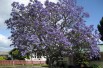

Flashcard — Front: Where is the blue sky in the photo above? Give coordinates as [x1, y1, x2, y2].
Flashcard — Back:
[77, 0, 103, 29]
[0, 0, 103, 51]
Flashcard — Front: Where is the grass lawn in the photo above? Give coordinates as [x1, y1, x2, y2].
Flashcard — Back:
[0, 64, 48, 68]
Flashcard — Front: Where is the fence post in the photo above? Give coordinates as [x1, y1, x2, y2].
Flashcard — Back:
[13, 60, 14, 66]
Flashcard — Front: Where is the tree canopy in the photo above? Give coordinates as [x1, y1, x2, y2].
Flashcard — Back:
[5, 0, 100, 66]
[9, 48, 28, 60]
[98, 17, 103, 41]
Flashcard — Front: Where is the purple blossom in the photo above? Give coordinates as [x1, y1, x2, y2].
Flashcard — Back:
[5, 0, 100, 60]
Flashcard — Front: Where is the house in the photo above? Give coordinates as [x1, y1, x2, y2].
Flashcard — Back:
[0, 51, 10, 60]
[25, 51, 46, 61]
[98, 44, 103, 60]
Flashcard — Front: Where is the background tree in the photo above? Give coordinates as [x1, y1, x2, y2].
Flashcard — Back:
[5, 0, 100, 67]
[9, 48, 29, 60]
[98, 17, 103, 41]
[0, 56, 7, 60]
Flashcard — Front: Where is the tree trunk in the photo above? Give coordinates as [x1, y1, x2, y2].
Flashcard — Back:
[48, 57, 53, 68]
[69, 55, 74, 65]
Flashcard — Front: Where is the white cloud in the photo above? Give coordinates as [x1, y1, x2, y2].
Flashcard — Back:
[38, 0, 58, 4]
[12, 0, 29, 5]
[0, 34, 13, 51]
[0, 34, 11, 45]
[0, 0, 12, 29]
[11, 0, 58, 5]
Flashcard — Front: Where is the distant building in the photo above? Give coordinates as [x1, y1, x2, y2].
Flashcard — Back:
[0, 51, 10, 60]
[98, 44, 103, 60]
[0, 51, 9, 57]
[25, 51, 46, 61]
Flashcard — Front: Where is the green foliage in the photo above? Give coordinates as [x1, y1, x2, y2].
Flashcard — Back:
[74, 53, 89, 65]
[91, 64, 101, 68]
[0, 56, 7, 60]
[98, 17, 103, 41]
[9, 48, 27, 60]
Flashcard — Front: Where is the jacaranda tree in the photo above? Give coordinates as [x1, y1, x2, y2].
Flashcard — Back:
[5, 0, 100, 67]
[67, 22, 100, 64]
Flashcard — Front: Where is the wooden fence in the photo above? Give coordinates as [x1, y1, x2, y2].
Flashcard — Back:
[0, 60, 46, 65]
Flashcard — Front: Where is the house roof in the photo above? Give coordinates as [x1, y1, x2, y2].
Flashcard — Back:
[0, 51, 9, 56]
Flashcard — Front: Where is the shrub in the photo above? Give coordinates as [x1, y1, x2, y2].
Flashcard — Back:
[0, 56, 7, 60]
[91, 64, 101, 68]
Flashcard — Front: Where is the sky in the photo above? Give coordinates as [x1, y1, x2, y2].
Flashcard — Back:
[0, 0, 103, 51]
[77, 0, 103, 28]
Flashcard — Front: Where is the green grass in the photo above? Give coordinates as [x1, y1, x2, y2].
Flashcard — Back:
[0, 64, 48, 68]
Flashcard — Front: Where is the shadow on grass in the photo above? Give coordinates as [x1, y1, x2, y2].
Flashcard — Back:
[0, 65, 49, 68]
